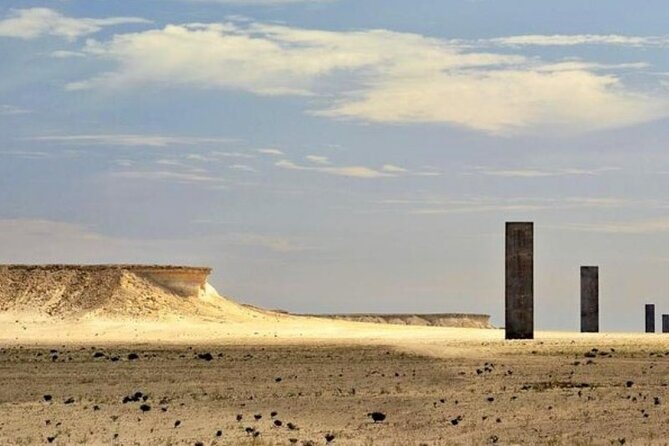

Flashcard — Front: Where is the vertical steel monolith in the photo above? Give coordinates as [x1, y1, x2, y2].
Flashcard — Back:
[646, 304, 655, 333]
[662, 315, 669, 333]
[505, 222, 534, 340]
[580, 266, 599, 333]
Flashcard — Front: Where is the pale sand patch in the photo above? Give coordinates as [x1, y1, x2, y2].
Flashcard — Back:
[3, 309, 667, 361]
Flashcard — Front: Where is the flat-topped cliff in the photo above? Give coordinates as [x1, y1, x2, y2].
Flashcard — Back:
[1, 264, 211, 298]
[0, 264, 254, 319]
[304, 312, 492, 328]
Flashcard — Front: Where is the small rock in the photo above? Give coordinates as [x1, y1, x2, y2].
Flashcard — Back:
[368, 412, 386, 423]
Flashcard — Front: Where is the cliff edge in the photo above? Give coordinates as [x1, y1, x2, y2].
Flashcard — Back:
[0, 264, 252, 321]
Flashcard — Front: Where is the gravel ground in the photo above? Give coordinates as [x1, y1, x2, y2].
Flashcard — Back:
[1, 340, 669, 445]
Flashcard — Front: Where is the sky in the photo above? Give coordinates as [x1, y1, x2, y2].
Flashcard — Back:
[1, 0, 668, 331]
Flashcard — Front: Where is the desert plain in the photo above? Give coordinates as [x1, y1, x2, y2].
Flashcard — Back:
[1, 267, 669, 445]
[4, 316, 669, 445]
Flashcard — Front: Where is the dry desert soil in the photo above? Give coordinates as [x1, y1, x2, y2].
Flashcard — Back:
[3, 334, 669, 445]
[1, 268, 668, 445]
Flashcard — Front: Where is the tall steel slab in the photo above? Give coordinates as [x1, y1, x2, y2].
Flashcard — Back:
[580, 266, 599, 333]
[646, 304, 656, 333]
[505, 222, 534, 340]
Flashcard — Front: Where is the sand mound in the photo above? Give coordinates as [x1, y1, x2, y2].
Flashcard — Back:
[0, 265, 260, 322]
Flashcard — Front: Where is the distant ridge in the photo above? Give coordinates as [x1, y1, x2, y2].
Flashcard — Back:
[300, 313, 492, 329]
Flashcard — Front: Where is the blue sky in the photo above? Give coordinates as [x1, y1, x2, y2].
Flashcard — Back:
[1, 1, 669, 331]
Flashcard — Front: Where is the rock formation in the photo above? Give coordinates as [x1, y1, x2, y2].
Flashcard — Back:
[0, 264, 247, 320]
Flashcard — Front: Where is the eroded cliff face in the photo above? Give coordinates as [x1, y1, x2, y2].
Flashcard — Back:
[0, 265, 218, 318]
[0, 265, 210, 297]
[124, 266, 211, 298]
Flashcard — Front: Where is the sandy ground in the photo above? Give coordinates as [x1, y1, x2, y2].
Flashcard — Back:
[3, 312, 669, 445]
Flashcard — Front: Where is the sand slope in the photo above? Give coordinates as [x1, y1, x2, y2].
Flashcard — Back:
[0, 266, 268, 322]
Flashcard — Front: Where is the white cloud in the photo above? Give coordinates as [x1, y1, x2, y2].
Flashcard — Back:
[0, 8, 150, 40]
[488, 34, 669, 48]
[112, 169, 225, 184]
[0, 104, 31, 115]
[50, 50, 86, 58]
[0, 150, 50, 159]
[276, 159, 431, 179]
[185, 154, 207, 161]
[210, 151, 256, 159]
[320, 69, 666, 134]
[156, 158, 185, 166]
[305, 155, 330, 165]
[472, 166, 620, 178]
[276, 159, 394, 178]
[323, 166, 391, 179]
[257, 148, 284, 156]
[229, 164, 257, 172]
[67, 21, 669, 134]
[26, 134, 235, 147]
[381, 164, 408, 173]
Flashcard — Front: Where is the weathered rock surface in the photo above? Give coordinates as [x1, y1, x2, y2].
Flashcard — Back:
[303, 313, 492, 328]
[0, 264, 247, 319]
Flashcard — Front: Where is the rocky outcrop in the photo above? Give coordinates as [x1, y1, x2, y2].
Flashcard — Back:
[304, 313, 492, 328]
[123, 266, 211, 297]
[0, 264, 218, 318]
[0, 265, 210, 298]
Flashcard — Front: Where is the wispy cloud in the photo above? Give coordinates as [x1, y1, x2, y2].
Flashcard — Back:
[0, 8, 150, 40]
[258, 149, 284, 157]
[0, 150, 50, 159]
[276, 159, 392, 178]
[50, 50, 86, 58]
[229, 164, 257, 172]
[65, 21, 669, 134]
[487, 34, 669, 48]
[210, 151, 256, 159]
[379, 195, 643, 215]
[0, 104, 31, 115]
[25, 134, 235, 147]
[381, 164, 408, 174]
[560, 218, 669, 234]
[112, 169, 225, 184]
[276, 158, 439, 179]
[472, 166, 620, 178]
[305, 155, 330, 165]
